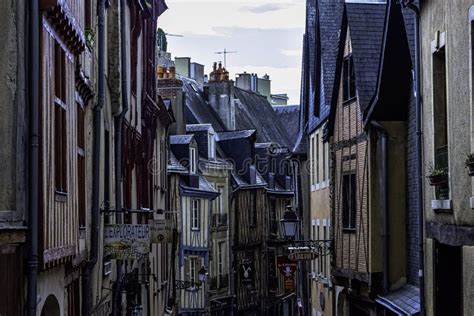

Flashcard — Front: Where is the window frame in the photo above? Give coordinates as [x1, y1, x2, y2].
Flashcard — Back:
[189, 147, 197, 174]
[342, 173, 357, 231]
[191, 199, 200, 231]
[342, 54, 357, 104]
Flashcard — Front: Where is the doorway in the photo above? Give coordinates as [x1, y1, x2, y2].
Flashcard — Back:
[434, 242, 462, 316]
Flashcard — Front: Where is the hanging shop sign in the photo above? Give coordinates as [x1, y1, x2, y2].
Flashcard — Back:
[284, 277, 295, 291]
[104, 224, 150, 259]
[277, 255, 298, 278]
[288, 251, 318, 261]
[150, 218, 171, 243]
[240, 258, 254, 283]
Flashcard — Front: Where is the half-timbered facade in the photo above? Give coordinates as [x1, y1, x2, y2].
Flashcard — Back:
[169, 134, 219, 314]
[329, 2, 421, 315]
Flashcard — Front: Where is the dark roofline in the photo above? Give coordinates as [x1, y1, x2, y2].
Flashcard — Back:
[327, 8, 348, 138]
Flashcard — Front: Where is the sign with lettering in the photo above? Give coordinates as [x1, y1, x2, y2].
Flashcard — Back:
[277, 256, 298, 277]
[284, 277, 294, 291]
[240, 258, 254, 283]
[288, 251, 318, 261]
[150, 218, 171, 243]
[104, 224, 150, 259]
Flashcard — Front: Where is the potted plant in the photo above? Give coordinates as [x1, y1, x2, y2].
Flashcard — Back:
[427, 163, 448, 186]
[465, 153, 474, 176]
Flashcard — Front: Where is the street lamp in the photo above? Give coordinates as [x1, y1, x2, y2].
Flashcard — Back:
[198, 267, 208, 283]
[280, 206, 299, 239]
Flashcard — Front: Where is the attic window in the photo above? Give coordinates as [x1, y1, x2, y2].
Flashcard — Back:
[343, 55, 356, 103]
[208, 131, 216, 159]
[190, 147, 197, 174]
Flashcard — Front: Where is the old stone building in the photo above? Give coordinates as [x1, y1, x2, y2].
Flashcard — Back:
[418, 0, 474, 315]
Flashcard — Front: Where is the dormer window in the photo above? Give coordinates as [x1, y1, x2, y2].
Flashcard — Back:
[208, 131, 216, 159]
[190, 147, 197, 174]
[343, 55, 356, 103]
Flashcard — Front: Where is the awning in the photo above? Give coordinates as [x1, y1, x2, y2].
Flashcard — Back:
[375, 284, 420, 316]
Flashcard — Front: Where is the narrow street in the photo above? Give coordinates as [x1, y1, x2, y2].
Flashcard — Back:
[0, 0, 473, 315]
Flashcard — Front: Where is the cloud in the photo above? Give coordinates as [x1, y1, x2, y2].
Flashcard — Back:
[240, 3, 289, 14]
[281, 49, 302, 57]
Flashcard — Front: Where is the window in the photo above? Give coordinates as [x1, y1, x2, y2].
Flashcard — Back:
[316, 134, 320, 184]
[342, 174, 356, 230]
[312, 223, 317, 275]
[208, 132, 215, 159]
[322, 141, 327, 182]
[311, 135, 316, 187]
[217, 242, 224, 279]
[54, 42, 68, 193]
[249, 191, 257, 227]
[190, 257, 197, 282]
[189, 147, 197, 174]
[432, 35, 449, 199]
[191, 199, 200, 230]
[343, 55, 356, 102]
[77, 103, 86, 228]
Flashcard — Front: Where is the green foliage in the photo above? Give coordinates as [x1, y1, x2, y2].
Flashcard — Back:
[427, 162, 447, 177]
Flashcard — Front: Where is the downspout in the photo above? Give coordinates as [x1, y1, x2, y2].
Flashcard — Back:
[372, 122, 389, 293]
[403, 2, 425, 315]
[27, 0, 39, 315]
[111, 0, 129, 314]
[83, 0, 106, 314]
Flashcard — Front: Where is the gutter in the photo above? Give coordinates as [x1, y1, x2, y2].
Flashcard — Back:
[111, 0, 129, 314]
[27, 0, 40, 314]
[402, 2, 425, 315]
[83, 0, 106, 314]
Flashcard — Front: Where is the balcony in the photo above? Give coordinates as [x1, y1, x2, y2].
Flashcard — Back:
[40, 0, 86, 54]
[212, 213, 228, 228]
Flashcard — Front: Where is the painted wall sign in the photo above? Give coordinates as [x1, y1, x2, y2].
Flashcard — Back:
[277, 255, 298, 277]
[104, 224, 150, 259]
[288, 251, 318, 261]
[150, 218, 171, 243]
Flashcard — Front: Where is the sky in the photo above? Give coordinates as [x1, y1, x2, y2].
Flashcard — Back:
[158, 0, 306, 104]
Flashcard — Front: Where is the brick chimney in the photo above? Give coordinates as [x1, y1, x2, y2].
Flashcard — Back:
[157, 66, 185, 134]
[208, 62, 235, 130]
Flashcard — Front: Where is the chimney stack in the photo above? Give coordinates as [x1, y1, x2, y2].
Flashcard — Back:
[208, 61, 235, 129]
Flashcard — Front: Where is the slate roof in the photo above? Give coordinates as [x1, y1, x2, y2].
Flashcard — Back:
[346, 1, 387, 114]
[216, 129, 256, 142]
[272, 105, 300, 148]
[167, 152, 187, 173]
[186, 124, 213, 132]
[169, 134, 194, 145]
[180, 175, 219, 194]
[376, 284, 420, 315]
[319, 0, 344, 109]
[179, 75, 227, 131]
[232, 172, 267, 189]
[234, 87, 293, 149]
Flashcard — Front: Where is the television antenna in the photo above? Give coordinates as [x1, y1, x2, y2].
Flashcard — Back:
[214, 48, 237, 68]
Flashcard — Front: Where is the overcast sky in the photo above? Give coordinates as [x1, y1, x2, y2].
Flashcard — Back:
[158, 0, 306, 104]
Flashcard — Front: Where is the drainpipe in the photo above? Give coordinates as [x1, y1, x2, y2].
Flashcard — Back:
[111, 0, 129, 314]
[83, 0, 106, 314]
[27, 0, 39, 315]
[403, 2, 425, 315]
[372, 122, 389, 293]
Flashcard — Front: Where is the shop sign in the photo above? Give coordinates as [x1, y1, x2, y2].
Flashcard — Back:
[150, 218, 171, 243]
[240, 258, 254, 283]
[288, 251, 318, 261]
[277, 255, 298, 277]
[284, 277, 294, 291]
[104, 224, 150, 259]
